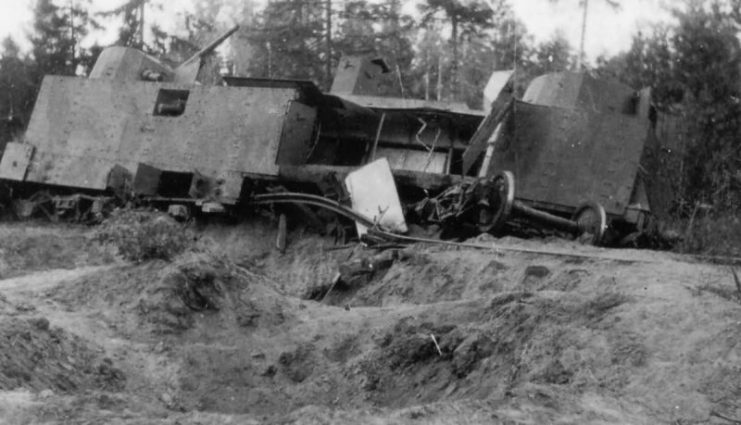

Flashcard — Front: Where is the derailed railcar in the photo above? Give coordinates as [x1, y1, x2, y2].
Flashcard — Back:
[514, 73, 652, 227]
[379, 69, 667, 246]
[0, 32, 668, 246]
[0, 37, 484, 226]
[461, 72, 658, 245]
[0, 27, 327, 219]
[4, 74, 316, 201]
[307, 55, 485, 179]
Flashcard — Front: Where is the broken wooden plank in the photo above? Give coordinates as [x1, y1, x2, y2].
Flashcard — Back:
[276, 213, 287, 253]
[462, 70, 515, 175]
[462, 100, 512, 176]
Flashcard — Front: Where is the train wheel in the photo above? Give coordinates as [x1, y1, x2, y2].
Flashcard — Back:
[12, 199, 36, 220]
[477, 170, 515, 233]
[12, 191, 57, 221]
[572, 202, 607, 246]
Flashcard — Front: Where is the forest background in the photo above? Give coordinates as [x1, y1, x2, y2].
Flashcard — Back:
[1, 0, 740, 251]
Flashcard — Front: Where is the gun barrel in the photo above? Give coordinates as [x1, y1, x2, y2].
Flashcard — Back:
[180, 24, 240, 66]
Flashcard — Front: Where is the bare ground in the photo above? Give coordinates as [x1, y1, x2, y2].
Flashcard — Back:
[0, 218, 739, 424]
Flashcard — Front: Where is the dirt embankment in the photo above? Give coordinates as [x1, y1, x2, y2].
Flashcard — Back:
[0, 217, 739, 424]
[0, 222, 115, 279]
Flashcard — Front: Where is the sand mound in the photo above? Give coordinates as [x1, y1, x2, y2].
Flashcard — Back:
[51, 251, 290, 337]
[3, 221, 741, 424]
[0, 317, 124, 393]
[0, 223, 114, 279]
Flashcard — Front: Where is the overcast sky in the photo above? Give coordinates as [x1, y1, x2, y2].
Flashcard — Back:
[511, 0, 672, 60]
[0, 0, 672, 62]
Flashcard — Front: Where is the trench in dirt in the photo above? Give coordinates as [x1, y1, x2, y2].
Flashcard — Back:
[0, 220, 740, 424]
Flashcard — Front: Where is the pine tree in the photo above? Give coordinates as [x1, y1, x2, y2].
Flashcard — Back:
[98, 0, 167, 54]
[98, 0, 146, 49]
[0, 37, 36, 145]
[418, 0, 505, 100]
[531, 31, 574, 74]
[549, 0, 620, 69]
[29, 0, 99, 77]
[245, 0, 327, 85]
[30, 0, 75, 76]
[594, 0, 741, 211]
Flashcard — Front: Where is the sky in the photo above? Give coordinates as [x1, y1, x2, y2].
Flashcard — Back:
[0, 0, 673, 62]
[511, 0, 673, 60]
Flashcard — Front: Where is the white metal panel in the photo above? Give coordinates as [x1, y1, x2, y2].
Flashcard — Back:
[344, 158, 408, 236]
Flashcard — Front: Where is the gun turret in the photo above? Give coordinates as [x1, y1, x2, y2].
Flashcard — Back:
[89, 24, 240, 84]
[173, 25, 240, 84]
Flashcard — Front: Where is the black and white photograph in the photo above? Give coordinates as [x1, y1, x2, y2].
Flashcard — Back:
[0, 0, 739, 423]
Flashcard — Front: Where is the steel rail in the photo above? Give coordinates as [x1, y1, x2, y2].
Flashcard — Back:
[248, 192, 657, 263]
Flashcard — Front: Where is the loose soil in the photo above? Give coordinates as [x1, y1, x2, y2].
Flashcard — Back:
[0, 217, 739, 424]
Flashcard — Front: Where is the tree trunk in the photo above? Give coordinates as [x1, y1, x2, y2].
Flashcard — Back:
[69, 0, 75, 73]
[437, 54, 443, 101]
[425, 69, 430, 101]
[325, 0, 332, 90]
[451, 15, 458, 101]
[267, 41, 272, 78]
[577, 0, 589, 70]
